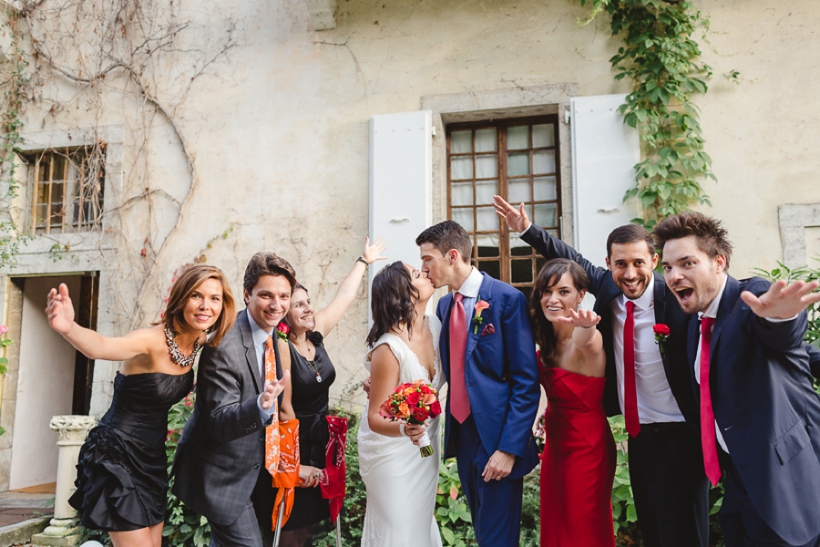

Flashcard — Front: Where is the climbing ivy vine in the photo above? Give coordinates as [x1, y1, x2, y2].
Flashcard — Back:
[0, 9, 31, 267]
[581, 0, 715, 228]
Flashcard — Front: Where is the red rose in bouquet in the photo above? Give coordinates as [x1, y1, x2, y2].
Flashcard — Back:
[379, 379, 442, 457]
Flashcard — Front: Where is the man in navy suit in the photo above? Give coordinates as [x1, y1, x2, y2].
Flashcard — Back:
[655, 212, 820, 547]
[494, 195, 709, 547]
[416, 220, 540, 547]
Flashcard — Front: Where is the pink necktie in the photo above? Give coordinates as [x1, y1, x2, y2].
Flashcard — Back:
[450, 293, 471, 423]
[623, 301, 640, 437]
[699, 317, 722, 486]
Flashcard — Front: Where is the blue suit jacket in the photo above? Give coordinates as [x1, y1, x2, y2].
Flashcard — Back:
[688, 276, 820, 544]
[437, 272, 540, 478]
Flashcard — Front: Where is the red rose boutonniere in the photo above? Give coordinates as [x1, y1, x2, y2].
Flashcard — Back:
[653, 323, 670, 353]
[276, 322, 290, 341]
[473, 298, 490, 334]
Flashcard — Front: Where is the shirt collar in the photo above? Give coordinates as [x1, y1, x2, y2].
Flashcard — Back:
[699, 274, 728, 320]
[246, 310, 273, 346]
[457, 267, 483, 299]
[619, 275, 655, 311]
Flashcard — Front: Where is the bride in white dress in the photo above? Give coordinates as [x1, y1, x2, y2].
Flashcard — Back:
[358, 262, 443, 547]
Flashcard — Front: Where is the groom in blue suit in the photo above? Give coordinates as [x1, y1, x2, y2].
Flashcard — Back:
[417, 220, 540, 546]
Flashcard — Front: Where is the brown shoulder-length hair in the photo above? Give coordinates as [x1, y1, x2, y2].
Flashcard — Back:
[163, 265, 236, 346]
[529, 258, 589, 366]
[366, 262, 419, 347]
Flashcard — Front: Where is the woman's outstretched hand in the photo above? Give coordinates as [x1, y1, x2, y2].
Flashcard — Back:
[554, 308, 601, 329]
[362, 236, 388, 265]
[46, 283, 76, 335]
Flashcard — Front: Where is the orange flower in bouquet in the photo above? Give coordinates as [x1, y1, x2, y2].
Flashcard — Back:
[379, 379, 442, 457]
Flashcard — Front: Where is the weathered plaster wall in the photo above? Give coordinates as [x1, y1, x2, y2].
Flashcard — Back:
[0, 0, 818, 430]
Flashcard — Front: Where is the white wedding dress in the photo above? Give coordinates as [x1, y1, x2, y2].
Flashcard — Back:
[357, 315, 444, 547]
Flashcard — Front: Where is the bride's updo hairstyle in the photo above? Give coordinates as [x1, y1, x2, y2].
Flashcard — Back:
[163, 264, 237, 346]
[529, 258, 588, 366]
[367, 261, 419, 347]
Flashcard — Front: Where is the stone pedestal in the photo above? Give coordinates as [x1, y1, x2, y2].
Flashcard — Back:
[31, 415, 96, 547]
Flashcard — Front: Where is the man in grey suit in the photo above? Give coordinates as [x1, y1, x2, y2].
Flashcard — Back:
[173, 253, 296, 547]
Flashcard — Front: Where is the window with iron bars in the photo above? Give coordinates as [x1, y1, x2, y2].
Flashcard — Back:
[447, 115, 561, 299]
[27, 146, 105, 235]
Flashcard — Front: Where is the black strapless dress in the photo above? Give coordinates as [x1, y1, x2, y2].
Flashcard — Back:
[69, 370, 194, 531]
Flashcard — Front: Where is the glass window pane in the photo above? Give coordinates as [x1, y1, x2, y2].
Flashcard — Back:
[475, 128, 497, 152]
[508, 179, 530, 204]
[507, 126, 529, 150]
[475, 155, 498, 178]
[532, 124, 555, 148]
[534, 176, 557, 201]
[478, 244, 499, 258]
[451, 131, 472, 153]
[35, 204, 47, 226]
[50, 204, 64, 226]
[536, 257, 546, 275]
[477, 260, 500, 280]
[518, 286, 532, 300]
[535, 203, 557, 228]
[452, 208, 474, 232]
[507, 153, 530, 176]
[476, 206, 496, 231]
[475, 180, 498, 205]
[451, 182, 473, 206]
[37, 161, 49, 183]
[510, 244, 531, 256]
[451, 157, 473, 180]
[533, 150, 556, 175]
[52, 155, 67, 181]
[51, 182, 64, 204]
[36, 182, 49, 204]
[511, 259, 533, 283]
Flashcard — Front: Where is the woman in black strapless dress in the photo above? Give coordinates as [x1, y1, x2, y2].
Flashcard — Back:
[45, 265, 240, 547]
[280, 237, 385, 547]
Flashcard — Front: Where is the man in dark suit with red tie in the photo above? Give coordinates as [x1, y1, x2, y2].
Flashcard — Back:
[655, 212, 820, 547]
[494, 196, 709, 547]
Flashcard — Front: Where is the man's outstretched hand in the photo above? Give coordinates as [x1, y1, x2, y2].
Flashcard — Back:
[740, 279, 820, 320]
[493, 195, 531, 234]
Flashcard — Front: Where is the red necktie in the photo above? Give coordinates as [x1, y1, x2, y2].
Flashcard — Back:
[449, 293, 471, 423]
[623, 301, 640, 437]
[699, 317, 722, 487]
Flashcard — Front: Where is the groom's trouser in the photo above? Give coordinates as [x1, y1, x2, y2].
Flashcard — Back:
[209, 469, 275, 547]
[454, 415, 523, 547]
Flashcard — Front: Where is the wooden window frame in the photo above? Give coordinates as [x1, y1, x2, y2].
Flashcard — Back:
[446, 115, 561, 296]
[28, 146, 106, 235]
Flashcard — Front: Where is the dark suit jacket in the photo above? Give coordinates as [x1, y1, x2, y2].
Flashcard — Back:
[437, 272, 540, 478]
[172, 310, 281, 525]
[521, 224, 697, 424]
[688, 276, 820, 544]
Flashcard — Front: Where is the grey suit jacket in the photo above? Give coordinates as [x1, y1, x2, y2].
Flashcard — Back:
[172, 310, 280, 525]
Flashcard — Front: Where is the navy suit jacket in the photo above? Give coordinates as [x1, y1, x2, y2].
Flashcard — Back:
[521, 225, 697, 424]
[688, 276, 820, 545]
[437, 272, 540, 478]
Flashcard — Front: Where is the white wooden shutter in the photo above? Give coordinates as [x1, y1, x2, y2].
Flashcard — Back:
[368, 110, 433, 306]
[570, 94, 641, 264]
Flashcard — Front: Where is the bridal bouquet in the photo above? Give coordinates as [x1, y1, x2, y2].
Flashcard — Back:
[379, 380, 442, 457]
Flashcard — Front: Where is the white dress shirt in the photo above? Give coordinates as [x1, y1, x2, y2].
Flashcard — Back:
[247, 311, 277, 419]
[453, 267, 484, 337]
[611, 276, 686, 424]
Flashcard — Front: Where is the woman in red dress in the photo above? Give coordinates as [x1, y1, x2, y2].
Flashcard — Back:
[530, 258, 616, 547]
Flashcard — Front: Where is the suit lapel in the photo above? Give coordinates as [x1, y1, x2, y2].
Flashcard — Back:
[652, 273, 676, 382]
[440, 293, 453, 378]
[710, 275, 738, 355]
[465, 273, 494, 364]
[238, 310, 262, 394]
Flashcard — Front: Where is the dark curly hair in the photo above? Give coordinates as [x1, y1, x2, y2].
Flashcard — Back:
[653, 211, 733, 268]
[366, 262, 419, 347]
[529, 259, 589, 366]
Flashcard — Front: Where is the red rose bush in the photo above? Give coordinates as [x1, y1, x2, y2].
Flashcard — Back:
[379, 379, 442, 457]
